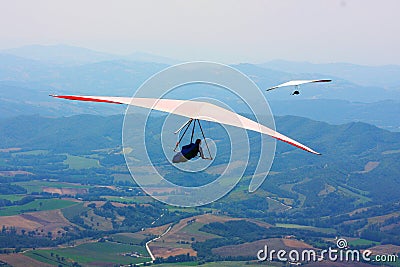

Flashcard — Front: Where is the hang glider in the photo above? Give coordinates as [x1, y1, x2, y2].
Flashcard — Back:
[266, 79, 332, 95]
[50, 94, 321, 155]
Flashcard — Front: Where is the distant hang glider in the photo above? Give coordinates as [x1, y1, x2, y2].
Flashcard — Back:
[50, 94, 321, 155]
[266, 79, 332, 95]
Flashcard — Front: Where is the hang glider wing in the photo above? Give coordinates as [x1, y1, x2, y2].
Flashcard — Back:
[51, 94, 321, 155]
[266, 79, 332, 91]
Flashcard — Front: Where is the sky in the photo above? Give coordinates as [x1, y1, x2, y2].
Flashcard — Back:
[0, 0, 399, 65]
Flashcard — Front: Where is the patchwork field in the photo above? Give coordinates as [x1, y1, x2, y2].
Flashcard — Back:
[0, 194, 26, 201]
[347, 238, 379, 247]
[14, 180, 91, 194]
[368, 244, 400, 255]
[160, 214, 240, 240]
[0, 198, 78, 216]
[367, 211, 400, 224]
[25, 240, 151, 266]
[0, 253, 53, 267]
[0, 209, 76, 237]
[282, 238, 314, 248]
[63, 154, 100, 169]
[275, 223, 336, 234]
[212, 238, 314, 258]
[42, 187, 88, 195]
[83, 209, 114, 231]
[110, 232, 144, 245]
[142, 223, 171, 236]
[103, 195, 154, 204]
[149, 214, 242, 258]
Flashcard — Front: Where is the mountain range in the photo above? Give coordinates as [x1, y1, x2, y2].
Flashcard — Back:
[0, 44, 399, 132]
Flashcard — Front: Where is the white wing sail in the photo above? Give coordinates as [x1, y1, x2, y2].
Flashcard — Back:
[51, 95, 321, 155]
[266, 79, 331, 91]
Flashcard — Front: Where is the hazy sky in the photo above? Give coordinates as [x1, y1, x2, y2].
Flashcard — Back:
[1, 0, 399, 65]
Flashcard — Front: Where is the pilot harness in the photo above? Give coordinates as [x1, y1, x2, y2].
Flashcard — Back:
[173, 119, 213, 160]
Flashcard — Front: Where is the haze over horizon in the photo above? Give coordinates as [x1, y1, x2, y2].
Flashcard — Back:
[1, 0, 399, 66]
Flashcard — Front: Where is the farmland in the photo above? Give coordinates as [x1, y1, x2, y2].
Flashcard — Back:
[0, 199, 78, 216]
[275, 223, 337, 235]
[148, 214, 241, 258]
[63, 154, 100, 170]
[0, 112, 399, 266]
[26, 241, 151, 266]
[13, 180, 91, 194]
[0, 194, 26, 201]
[211, 238, 312, 258]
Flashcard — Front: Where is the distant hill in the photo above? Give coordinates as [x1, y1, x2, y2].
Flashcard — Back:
[1, 44, 178, 65]
[269, 99, 400, 132]
[1, 46, 399, 102]
[0, 80, 398, 131]
[0, 114, 123, 153]
[0, 82, 125, 118]
[2, 113, 399, 156]
[0, 45, 399, 131]
[0, 54, 168, 94]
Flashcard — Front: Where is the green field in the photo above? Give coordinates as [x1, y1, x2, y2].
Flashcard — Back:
[104, 195, 154, 204]
[166, 206, 198, 213]
[347, 238, 379, 247]
[14, 180, 91, 193]
[182, 222, 221, 240]
[275, 223, 337, 234]
[27, 251, 71, 266]
[61, 202, 88, 221]
[64, 154, 100, 169]
[0, 199, 77, 216]
[164, 206, 215, 214]
[337, 186, 372, 205]
[110, 232, 144, 245]
[26, 240, 151, 266]
[0, 194, 26, 201]
[13, 150, 49, 156]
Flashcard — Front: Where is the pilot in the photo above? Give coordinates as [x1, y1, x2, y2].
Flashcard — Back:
[172, 139, 207, 163]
